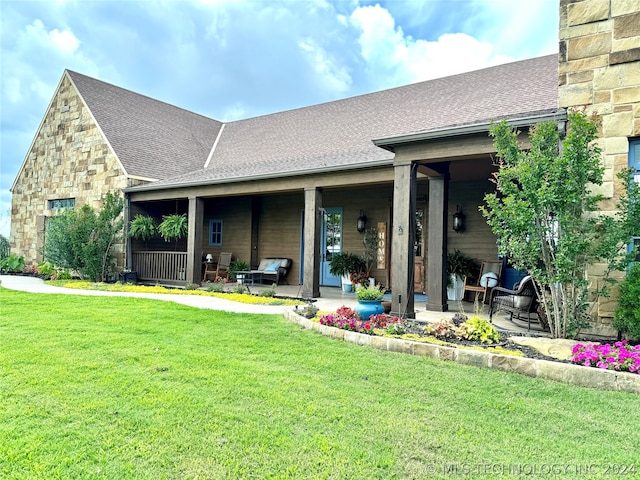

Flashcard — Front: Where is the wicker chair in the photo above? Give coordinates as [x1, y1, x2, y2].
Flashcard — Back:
[489, 275, 539, 330]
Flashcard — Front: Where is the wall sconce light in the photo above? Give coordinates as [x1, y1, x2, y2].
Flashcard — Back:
[453, 205, 465, 233]
[205, 253, 213, 263]
[357, 210, 367, 233]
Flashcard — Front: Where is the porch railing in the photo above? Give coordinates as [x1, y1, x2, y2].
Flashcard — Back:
[132, 251, 188, 283]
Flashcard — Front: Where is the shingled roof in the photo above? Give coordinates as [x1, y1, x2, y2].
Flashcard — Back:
[67, 70, 222, 181]
[144, 54, 559, 189]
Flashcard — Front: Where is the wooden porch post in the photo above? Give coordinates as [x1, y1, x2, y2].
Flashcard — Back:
[302, 187, 322, 298]
[426, 165, 450, 312]
[391, 163, 416, 318]
[186, 196, 204, 284]
[124, 193, 132, 271]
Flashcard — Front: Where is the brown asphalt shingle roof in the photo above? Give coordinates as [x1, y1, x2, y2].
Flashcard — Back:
[148, 54, 559, 188]
[67, 70, 222, 180]
[69, 55, 559, 189]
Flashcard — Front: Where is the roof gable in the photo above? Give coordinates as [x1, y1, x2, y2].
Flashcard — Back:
[66, 70, 223, 180]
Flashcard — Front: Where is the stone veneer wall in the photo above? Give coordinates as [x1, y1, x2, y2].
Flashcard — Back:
[559, 0, 640, 336]
[10, 74, 140, 270]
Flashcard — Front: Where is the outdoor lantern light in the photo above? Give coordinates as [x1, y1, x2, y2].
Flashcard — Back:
[205, 253, 213, 263]
[453, 205, 465, 233]
[357, 210, 367, 233]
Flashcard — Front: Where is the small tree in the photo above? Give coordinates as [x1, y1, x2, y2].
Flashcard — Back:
[44, 193, 124, 282]
[0, 234, 10, 260]
[481, 110, 640, 338]
[614, 263, 640, 340]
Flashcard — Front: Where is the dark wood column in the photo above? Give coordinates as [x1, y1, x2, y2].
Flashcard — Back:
[390, 163, 416, 318]
[186, 196, 204, 283]
[302, 187, 322, 298]
[426, 164, 450, 312]
[124, 193, 132, 271]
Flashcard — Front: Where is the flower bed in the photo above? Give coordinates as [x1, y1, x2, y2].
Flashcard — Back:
[571, 341, 640, 375]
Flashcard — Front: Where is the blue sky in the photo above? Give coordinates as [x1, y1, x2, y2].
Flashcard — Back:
[0, 0, 559, 238]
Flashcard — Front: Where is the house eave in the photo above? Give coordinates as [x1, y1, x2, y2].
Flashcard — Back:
[373, 110, 567, 152]
[123, 158, 395, 194]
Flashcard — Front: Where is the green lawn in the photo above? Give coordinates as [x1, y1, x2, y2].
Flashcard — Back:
[1, 287, 638, 479]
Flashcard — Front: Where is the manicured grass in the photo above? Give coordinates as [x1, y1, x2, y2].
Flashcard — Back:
[1, 287, 639, 479]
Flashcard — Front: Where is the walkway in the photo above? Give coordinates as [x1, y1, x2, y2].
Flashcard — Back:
[0, 275, 547, 336]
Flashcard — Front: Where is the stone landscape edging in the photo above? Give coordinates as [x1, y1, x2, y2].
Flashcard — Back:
[283, 310, 640, 394]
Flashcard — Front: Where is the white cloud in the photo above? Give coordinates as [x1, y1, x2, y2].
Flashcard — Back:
[349, 3, 514, 88]
[298, 38, 352, 95]
[49, 26, 79, 54]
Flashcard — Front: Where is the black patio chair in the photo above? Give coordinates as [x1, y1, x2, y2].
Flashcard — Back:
[489, 275, 540, 330]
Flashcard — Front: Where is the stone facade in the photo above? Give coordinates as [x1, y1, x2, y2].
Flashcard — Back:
[559, 0, 640, 333]
[9, 74, 140, 269]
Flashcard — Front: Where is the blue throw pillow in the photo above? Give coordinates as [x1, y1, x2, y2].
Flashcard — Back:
[264, 261, 281, 272]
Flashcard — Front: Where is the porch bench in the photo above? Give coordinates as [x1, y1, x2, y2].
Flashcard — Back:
[238, 258, 292, 286]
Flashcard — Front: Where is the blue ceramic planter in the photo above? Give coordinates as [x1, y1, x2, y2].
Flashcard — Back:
[355, 300, 384, 320]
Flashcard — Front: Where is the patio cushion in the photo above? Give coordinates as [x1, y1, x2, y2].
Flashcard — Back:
[264, 261, 281, 272]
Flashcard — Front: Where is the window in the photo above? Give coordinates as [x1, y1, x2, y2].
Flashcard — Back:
[48, 198, 75, 210]
[209, 219, 223, 246]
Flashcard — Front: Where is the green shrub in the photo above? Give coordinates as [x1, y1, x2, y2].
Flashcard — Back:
[233, 284, 246, 294]
[457, 317, 501, 344]
[184, 282, 199, 290]
[0, 255, 25, 273]
[206, 281, 225, 293]
[229, 260, 249, 281]
[614, 263, 640, 340]
[259, 285, 277, 297]
[0, 234, 9, 261]
[298, 303, 319, 319]
[355, 284, 384, 301]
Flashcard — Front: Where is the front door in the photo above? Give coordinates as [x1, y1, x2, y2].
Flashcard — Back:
[320, 208, 342, 287]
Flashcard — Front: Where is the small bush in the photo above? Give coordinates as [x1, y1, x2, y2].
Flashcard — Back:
[233, 285, 247, 294]
[613, 263, 640, 340]
[457, 317, 501, 344]
[0, 255, 25, 273]
[259, 285, 277, 297]
[298, 303, 319, 319]
[427, 319, 458, 340]
[206, 281, 225, 293]
[184, 282, 199, 290]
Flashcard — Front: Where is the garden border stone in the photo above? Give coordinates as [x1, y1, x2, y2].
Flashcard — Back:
[283, 310, 640, 394]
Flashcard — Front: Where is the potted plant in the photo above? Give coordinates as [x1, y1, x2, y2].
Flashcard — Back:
[329, 252, 365, 292]
[129, 215, 157, 248]
[447, 250, 478, 301]
[355, 283, 385, 319]
[158, 213, 188, 250]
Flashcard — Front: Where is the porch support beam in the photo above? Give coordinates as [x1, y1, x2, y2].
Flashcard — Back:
[390, 163, 416, 318]
[302, 187, 322, 298]
[425, 164, 450, 312]
[124, 193, 132, 271]
[186, 196, 204, 284]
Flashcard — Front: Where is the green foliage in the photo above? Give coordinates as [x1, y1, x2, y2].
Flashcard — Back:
[614, 263, 640, 340]
[129, 215, 157, 245]
[356, 283, 385, 301]
[362, 227, 378, 275]
[158, 213, 187, 243]
[0, 254, 25, 273]
[259, 285, 277, 297]
[184, 282, 199, 290]
[329, 252, 365, 277]
[206, 280, 226, 292]
[232, 284, 247, 294]
[447, 250, 478, 281]
[44, 193, 124, 282]
[457, 317, 502, 344]
[481, 110, 640, 338]
[298, 303, 319, 319]
[0, 234, 10, 260]
[229, 260, 249, 281]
